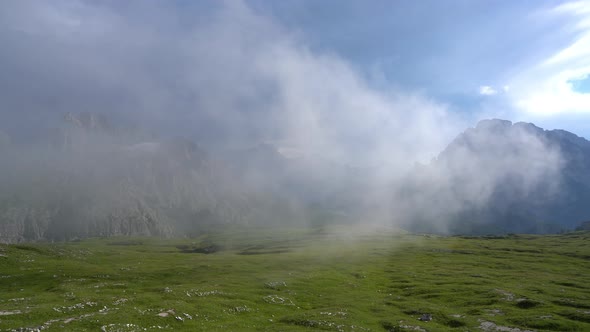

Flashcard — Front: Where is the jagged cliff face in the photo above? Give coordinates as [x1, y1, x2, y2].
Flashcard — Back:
[0, 115, 255, 242]
[398, 119, 590, 234]
[2, 115, 590, 241]
[0, 113, 352, 242]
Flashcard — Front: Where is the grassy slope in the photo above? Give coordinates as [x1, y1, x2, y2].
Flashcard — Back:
[0, 228, 589, 331]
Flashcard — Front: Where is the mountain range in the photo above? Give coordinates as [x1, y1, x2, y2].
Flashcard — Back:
[398, 119, 590, 234]
[1, 114, 589, 242]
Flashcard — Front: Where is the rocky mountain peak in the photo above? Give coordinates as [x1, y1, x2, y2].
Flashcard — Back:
[475, 118, 513, 132]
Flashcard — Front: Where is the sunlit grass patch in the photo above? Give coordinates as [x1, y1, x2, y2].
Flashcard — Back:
[0, 229, 589, 331]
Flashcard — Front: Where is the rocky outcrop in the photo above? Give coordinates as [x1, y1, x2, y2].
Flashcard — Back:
[0, 114, 253, 242]
[3, 115, 590, 241]
[400, 119, 590, 234]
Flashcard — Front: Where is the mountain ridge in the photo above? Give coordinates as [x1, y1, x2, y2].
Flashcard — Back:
[1, 115, 590, 242]
[399, 118, 590, 234]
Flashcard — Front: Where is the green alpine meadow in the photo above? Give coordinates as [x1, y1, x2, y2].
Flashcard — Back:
[2, 1, 590, 332]
[1, 228, 589, 331]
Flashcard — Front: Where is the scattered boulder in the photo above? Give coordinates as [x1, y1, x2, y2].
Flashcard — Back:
[157, 309, 175, 318]
[418, 313, 432, 322]
[479, 319, 535, 332]
[0, 310, 22, 316]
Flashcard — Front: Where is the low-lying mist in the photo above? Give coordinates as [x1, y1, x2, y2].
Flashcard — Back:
[0, 1, 578, 242]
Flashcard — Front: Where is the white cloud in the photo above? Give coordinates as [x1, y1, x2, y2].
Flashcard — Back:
[479, 86, 498, 95]
[510, 1, 590, 116]
[0, 0, 466, 169]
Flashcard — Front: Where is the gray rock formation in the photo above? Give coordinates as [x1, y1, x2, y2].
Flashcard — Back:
[2, 115, 590, 241]
[399, 119, 590, 234]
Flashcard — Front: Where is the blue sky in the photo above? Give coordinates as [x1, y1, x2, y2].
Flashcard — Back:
[1, 0, 589, 163]
[249, 0, 590, 135]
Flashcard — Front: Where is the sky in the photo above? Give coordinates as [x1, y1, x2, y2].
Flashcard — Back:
[250, 0, 590, 133]
[1, 0, 590, 164]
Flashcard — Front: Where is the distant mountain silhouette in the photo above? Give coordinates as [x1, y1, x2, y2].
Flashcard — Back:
[1, 115, 589, 242]
[399, 119, 590, 234]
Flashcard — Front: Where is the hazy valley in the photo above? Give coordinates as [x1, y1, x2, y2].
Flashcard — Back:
[2, 1, 590, 331]
[1, 114, 589, 242]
